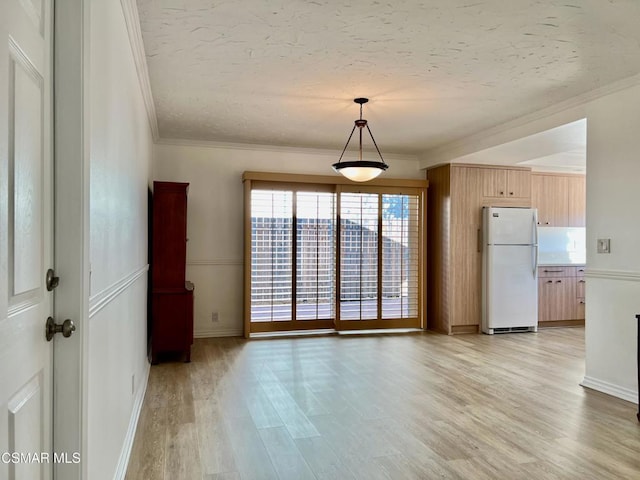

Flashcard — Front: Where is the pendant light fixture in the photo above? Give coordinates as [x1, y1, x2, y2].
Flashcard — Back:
[332, 98, 388, 182]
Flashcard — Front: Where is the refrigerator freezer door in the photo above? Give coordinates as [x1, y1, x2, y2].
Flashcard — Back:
[484, 245, 538, 331]
[486, 207, 537, 245]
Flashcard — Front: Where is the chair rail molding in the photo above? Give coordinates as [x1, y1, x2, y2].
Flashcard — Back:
[585, 269, 640, 282]
[89, 265, 149, 319]
[187, 258, 243, 266]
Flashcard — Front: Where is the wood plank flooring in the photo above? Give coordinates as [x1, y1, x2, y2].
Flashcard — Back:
[125, 328, 640, 479]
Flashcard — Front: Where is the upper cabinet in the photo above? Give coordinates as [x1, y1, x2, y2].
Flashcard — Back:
[567, 175, 586, 227]
[481, 167, 531, 199]
[531, 173, 585, 227]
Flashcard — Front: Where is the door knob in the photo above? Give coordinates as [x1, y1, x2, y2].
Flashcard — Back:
[45, 317, 76, 341]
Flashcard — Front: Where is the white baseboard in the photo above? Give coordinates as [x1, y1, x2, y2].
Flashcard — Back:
[113, 360, 151, 480]
[194, 327, 243, 338]
[581, 376, 638, 404]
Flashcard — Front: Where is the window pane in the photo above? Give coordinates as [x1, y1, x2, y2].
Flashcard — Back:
[296, 192, 336, 320]
[340, 193, 378, 320]
[251, 190, 293, 322]
[382, 194, 420, 319]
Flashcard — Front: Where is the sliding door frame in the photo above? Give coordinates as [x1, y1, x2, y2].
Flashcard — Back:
[335, 184, 424, 331]
[243, 171, 428, 338]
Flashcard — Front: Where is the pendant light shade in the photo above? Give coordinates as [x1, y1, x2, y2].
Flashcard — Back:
[332, 98, 388, 182]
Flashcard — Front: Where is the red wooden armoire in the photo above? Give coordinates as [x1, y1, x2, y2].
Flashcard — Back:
[150, 181, 194, 363]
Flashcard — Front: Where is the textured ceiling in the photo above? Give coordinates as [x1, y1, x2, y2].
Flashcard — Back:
[136, 0, 640, 155]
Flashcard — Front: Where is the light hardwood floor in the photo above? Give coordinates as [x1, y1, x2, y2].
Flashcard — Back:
[125, 328, 640, 479]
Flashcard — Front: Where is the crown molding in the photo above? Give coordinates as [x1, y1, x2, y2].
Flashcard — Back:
[421, 72, 640, 166]
[120, 0, 159, 141]
[154, 137, 419, 162]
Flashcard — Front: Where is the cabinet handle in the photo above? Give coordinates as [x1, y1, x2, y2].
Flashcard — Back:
[500, 191, 504, 195]
[546, 280, 553, 283]
[545, 222, 550, 225]
[578, 279, 585, 283]
[579, 300, 585, 304]
[509, 192, 514, 196]
[556, 280, 562, 283]
[544, 269, 563, 273]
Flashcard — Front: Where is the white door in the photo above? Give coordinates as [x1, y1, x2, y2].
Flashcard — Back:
[0, 0, 54, 479]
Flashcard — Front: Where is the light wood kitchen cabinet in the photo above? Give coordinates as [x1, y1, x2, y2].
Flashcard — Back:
[576, 267, 586, 318]
[481, 167, 531, 199]
[531, 174, 568, 226]
[531, 173, 585, 227]
[427, 163, 531, 334]
[537, 266, 585, 326]
[567, 175, 586, 227]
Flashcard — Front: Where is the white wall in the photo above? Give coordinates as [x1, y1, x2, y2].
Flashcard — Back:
[424, 81, 640, 404]
[581, 84, 640, 402]
[87, 1, 152, 479]
[154, 142, 421, 337]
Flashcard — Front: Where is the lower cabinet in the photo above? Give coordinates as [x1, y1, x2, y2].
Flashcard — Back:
[151, 281, 194, 363]
[576, 267, 586, 319]
[538, 266, 585, 325]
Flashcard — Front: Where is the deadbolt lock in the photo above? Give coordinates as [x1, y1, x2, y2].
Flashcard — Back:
[45, 317, 76, 342]
[46, 269, 59, 291]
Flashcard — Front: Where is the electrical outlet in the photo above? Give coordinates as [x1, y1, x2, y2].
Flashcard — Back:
[597, 238, 611, 254]
[211, 312, 219, 323]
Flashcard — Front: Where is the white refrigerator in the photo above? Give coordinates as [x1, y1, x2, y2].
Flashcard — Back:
[482, 207, 538, 334]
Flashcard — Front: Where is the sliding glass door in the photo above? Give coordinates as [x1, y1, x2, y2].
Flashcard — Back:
[244, 174, 425, 335]
[335, 189, 421, 330]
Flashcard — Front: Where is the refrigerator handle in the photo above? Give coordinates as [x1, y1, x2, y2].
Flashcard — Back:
[532, 211, 538, 277]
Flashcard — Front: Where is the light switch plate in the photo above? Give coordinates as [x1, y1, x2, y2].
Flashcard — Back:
[597, 238, 611, 254]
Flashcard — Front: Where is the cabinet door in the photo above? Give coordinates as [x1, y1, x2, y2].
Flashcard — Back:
[450, 224, 482, 327]
[532, 174, 568, 226]
[451, 166, 483, 225]
[538, 277, 575, 321]
[481, 168, 506, 198]
[152, 182, 189, 288]
[576, 298, 585, 320]
[575, 274, 585, 320]
[567, 175, 586, 227]
[507, 169, 531, 198]
[152, 292, 190, 353]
